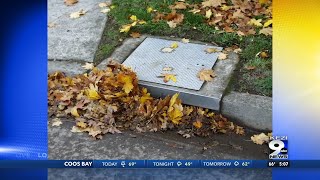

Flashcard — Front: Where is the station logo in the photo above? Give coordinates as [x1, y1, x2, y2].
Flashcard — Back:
[269, 136, 288, 159]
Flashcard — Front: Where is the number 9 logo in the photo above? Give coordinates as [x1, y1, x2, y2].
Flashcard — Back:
[269, 140, 284, 155]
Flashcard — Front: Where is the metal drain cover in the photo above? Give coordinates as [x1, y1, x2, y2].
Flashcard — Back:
[122, 37, 222, 90]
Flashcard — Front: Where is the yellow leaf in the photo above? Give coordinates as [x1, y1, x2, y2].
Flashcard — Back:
[110, 5, 116, 9]
[193, 120, 203, 129]
[169, 93, 179, 108]
[118, 74, 134, 94]
[263, 19, 273, 27]
[140, 88, 153, 103]
[169, 106, 183, 124]
[221, 5, 231, 11]
[147, 7, 153, 13]
[131, 21, 137, 27]
[259, 0, 269, 4]
[205, 9, 212, 19]
[120, 24, 131, 33]
[85, 84, 101, 100]
[170, 42, 179, 49]
[163, 74, 177, 83]
[185, 106, 193, 116]
[130, 15, 138, 21]
[251, 133, 269, 145]
[71, 107, 80, 117]
[138, 20, 146, 25]
[76, 121, 87, 128]
[248, 19, 263, 27]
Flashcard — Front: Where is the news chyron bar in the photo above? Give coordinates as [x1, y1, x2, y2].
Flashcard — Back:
[268, 136, 289, 168]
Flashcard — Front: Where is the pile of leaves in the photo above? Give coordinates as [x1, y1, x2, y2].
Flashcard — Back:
[146, 0, 272, 36]
[48, 61, 245, 139]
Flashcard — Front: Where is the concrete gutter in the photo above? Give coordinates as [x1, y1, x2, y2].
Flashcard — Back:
[221, 91, 272, 131]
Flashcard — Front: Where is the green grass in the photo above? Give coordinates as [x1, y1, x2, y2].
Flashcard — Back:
[96, 0, 272, 96]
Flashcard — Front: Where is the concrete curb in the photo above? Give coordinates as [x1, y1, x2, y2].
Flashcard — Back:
[221, 91, 272, 131]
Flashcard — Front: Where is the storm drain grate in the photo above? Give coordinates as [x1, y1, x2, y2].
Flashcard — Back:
[122, 37, 222, 90]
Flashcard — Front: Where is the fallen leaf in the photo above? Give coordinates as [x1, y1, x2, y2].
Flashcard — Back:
[65, 0, 78, 6]
[52, 119, 63, 127]
[76, 121, 87, 128]
[198, 69, 216, 81]
[70, 9, 86, 19]
[170, 42, 179, 49]
[82, 62, 94, 70]
[256, 51, 269, 58]
[167, 21, 177, 28]
[202, 0, 221, 8]
[138, 20, 146, 25]
[130, 32, 141, 38]
[251, 133, 269, 145]
[86, 84, 101, 100]
[218, 53, 228, 60]
[183, 134, 191, 138]
[188, 9, 201, 14]
[245, 66, 256, 70]
[248, 18, 263, 27]
[259, 27, 272, 36]
[172, 2, 187, 10]
[118, 74, 134, 94]
[48, 22, 56, 28]
[71, 126, 83, 133]
[263, 19, 273, 27]
[181, 38, 189, 43]
[193, 120, 203, 129]
[99, 2, 110, 8]
[221, 5, 231, 11]
[160, 74, 177, 83]
[162, 67, 173, 71]
[259, 0, 270, 5]
[233, 48, 242, 53]
[120, 24, 131, 33]
[205, 47, 221, 54]
[101, 8, 110, 14]
[161, 47, 174, 53]
[147, 7, 153, 13]
[71, 107, 80, 117]
[205, 9, 212, 19]
[130, 15, 138, 21]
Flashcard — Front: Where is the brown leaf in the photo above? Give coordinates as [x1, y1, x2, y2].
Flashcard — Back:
[202, 0, 221, 8]
[64, 0, 78, 6]
[251, 133, 269, 145]
[218, 53, 228, 60]
[245, 66, 256, 70]
[130, 32, 141, 38]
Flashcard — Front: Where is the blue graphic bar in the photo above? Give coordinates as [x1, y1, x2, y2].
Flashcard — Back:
[0, 160, 319, 168]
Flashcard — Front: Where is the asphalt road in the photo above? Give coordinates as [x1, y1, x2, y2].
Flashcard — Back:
[48, 119, 271, 180]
